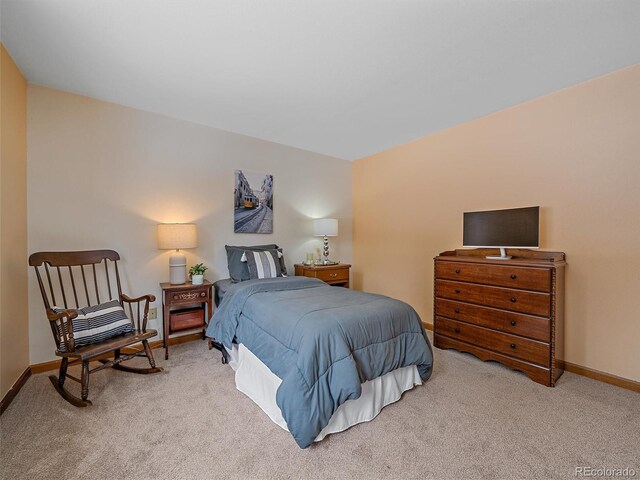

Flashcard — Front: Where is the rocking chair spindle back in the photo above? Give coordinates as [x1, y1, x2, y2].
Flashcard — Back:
[29, 249, 163, 407]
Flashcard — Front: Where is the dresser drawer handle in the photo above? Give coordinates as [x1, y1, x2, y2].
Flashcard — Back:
[510, 343, 516, 349]
[454, 328, 460, 333]
[454, 309, 460, 314]
[455, 269, 460, 274]
[329, 273, 338, 277]
[455, 289, 461, 294]
[510, 320, 517, 326]
[510, 274, 517, 280]
[510, 297, 517, 303]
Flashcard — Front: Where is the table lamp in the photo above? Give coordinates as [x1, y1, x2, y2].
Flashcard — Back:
[313, 218, 338, 265]
[157, 223, 197, 284]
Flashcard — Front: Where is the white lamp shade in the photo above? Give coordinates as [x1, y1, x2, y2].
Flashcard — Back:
[313, 218, 338, 237]
[157, 223, 198, 250]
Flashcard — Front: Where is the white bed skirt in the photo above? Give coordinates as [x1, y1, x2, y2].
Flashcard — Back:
[227, 343, 422, 442]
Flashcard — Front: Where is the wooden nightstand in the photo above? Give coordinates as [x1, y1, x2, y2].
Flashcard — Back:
[294, 263, 351, 288]
[160, 280, 213, 360]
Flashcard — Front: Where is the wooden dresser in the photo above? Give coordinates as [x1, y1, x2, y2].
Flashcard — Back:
[433, 249, 566, 386]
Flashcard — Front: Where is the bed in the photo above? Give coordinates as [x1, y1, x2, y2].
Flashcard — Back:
[206, 276, 433, 448]
[213, 278, 234, 307]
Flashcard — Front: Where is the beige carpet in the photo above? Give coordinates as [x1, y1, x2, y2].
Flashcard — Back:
[1, 335, 638, 480]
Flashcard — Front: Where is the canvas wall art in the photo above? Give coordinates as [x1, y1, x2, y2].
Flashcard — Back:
[234, 170, 274, 233]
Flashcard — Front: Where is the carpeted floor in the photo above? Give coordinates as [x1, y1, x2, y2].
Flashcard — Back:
[1, 335, 638, 480]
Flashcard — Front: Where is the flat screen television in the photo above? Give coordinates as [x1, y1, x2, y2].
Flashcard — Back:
[463, 206, 540, 260]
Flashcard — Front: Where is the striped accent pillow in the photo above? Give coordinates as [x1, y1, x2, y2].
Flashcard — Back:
[55, 300, 133, 349]
[244, 249, 282, 279]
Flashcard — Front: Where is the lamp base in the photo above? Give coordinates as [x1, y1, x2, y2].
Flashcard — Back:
[169, 250, 187, 285]
[323, 235, 330, 259]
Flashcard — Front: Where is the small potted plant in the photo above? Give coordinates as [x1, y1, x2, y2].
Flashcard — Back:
[189, 263, 208, 285]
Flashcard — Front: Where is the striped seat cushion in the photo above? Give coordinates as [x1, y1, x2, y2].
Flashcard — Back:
[55, 300, 133, 349]
[243, 249, 283, 279]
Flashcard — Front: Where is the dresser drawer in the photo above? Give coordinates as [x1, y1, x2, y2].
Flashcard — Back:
[434, 334, 552, 385]
[436, 317, 550, 367]
[435, 298, 550, 342]
[436, 261, 551, 292]
[435, 279, 550, 317]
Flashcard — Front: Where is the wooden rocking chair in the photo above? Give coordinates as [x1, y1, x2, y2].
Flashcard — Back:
[29, 250, 163, 407]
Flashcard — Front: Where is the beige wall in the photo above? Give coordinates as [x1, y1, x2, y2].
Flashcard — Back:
[1, 45, 30, 398]
[353, 65, 640, 382]
[28, 86, 352, 364]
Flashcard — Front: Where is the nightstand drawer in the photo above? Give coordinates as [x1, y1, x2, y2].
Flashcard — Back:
[436, 261, 551, 292]
[170, 307, 204, 332]
[294, 263, 351, 287]
[314, 268, 349, 283]
[435, 279, 550, 317]
[170, 289, 208, 305]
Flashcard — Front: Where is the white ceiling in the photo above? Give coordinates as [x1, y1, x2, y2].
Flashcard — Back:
[2, 1, 639, 160]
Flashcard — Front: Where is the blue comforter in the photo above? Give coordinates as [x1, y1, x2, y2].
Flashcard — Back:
[206, 277, 433, 448]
